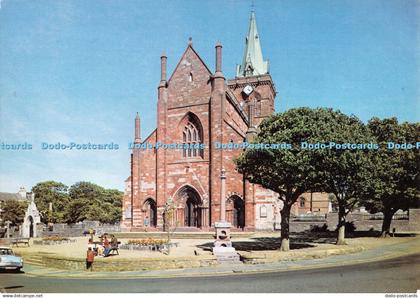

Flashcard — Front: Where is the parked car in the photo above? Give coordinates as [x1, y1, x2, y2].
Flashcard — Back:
[0, 247, 23, 272]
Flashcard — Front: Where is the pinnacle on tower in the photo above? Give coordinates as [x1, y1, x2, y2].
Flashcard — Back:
[134, 112, 141, 144]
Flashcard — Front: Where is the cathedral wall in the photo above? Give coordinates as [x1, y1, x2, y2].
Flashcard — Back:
[165, 105, 210, 164]
[121, 178, 132, 229]
[222, 97, 248, 197]
[138, 131, 158, 203]
[255, 203, 278, 230]
[290, 192, 331, 216]
[166, 47, 212, 109]
[163, 45, 214, 203]
[163, 104, 211, 206]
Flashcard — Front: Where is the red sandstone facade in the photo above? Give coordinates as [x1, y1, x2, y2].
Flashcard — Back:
[121, 13, 329, 231]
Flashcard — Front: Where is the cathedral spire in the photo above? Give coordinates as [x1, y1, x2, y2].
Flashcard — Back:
[236, 11, 269, 77]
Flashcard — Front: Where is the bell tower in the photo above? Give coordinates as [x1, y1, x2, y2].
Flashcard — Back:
[227, 11, 276, 128]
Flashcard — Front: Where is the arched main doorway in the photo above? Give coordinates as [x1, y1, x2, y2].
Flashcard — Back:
[227, 196, 245, 229]
[185, 196, 200, 227]
[175, 185, 203, 228]
[143, 198, 157, 227]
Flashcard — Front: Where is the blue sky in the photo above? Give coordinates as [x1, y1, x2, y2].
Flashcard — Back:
[0, 0, 419, 192]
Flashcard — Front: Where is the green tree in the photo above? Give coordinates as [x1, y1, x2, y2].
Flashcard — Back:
[32, 181, 70, 223]
[69, 181, 104, 201]
[102, 201, 123, 224]
[1, 200, 27, 226]
[103, 189, 123, 209]
[363, 118, 420, 237]
[65, 197, 92, 223]
[236, 108, 374, 249]
[310, 111, 374, 245]
[236, 108, 324, 251]
[66, 182, 122, 224]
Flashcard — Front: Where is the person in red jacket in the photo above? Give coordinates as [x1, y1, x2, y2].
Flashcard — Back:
[86, 247, 95, 271]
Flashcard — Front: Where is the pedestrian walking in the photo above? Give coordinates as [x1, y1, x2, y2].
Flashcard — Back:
[144, 216, 150, 232]
[86, 247, 95, 271]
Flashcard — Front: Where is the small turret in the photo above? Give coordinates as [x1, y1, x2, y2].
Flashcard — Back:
[213, 41, 225, 91]
[159, 52, 167, 88]
[134, 112, 141, 144]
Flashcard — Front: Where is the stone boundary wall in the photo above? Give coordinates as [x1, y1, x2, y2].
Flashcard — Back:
[39, 221, 121, 238]
[3, 210, 418, 238]
[290, 221, 326, 233]
[290, 209, 420, 233]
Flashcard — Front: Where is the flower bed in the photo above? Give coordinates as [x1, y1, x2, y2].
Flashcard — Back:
[120, 238, 178, 251]
[43, 236, 69, 241]
[33, 236, 76, 245]
[127, 238, 167, 246]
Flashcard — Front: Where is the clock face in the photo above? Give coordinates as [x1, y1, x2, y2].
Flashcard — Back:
[243, 85, 254, 96]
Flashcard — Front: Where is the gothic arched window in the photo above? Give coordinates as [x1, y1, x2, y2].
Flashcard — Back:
[182, 120, 203, 158]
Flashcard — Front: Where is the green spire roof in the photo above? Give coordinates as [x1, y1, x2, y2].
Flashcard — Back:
[236, 11, 269, 77]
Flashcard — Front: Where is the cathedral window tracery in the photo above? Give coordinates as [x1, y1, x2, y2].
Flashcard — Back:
[182, 119, 203, 158]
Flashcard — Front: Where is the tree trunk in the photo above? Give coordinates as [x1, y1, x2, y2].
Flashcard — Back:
[380, 209, 395, 238]
[167, 233, 171, 255]
[280, 204, 291, 251]
[336, 205, 347, 245]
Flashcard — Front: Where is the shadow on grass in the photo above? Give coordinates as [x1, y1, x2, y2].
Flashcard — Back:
[290, 231, 337, 244]
[346, 231, 417, 238]
[293, 222, 417, 240]
[196, 237, 315, 252]
[196, 228, 416, 253]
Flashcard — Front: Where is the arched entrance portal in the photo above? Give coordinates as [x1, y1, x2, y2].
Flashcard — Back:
[227, 196, 245, 229]
[174, 185, 203, 228]
[143, 198, 157, 227]
[185, 196, 200, 227]
[28, 216, 34, 238]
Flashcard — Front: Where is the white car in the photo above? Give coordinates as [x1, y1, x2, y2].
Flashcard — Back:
[0, 247, 23, 272]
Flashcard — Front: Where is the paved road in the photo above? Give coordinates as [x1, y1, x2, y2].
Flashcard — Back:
[1, 254, 419, 293]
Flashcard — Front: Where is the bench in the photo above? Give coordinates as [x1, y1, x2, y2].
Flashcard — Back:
[109, 246, 119, 255]
[105, 241, 121, 256]
[11, 238, 30, 247]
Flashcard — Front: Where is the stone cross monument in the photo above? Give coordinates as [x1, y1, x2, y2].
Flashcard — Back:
[213, 169, 240, 262]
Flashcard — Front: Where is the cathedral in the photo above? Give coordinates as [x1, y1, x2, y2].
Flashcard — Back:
[121, 12, 330, 232]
